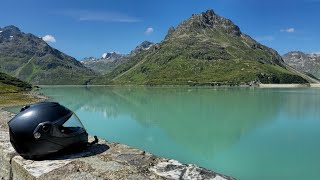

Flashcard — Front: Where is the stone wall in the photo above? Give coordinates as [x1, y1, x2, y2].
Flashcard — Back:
[0, 109, 236, 180]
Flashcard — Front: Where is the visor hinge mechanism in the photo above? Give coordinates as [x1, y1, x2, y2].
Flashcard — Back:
[89, 135, 99, 146]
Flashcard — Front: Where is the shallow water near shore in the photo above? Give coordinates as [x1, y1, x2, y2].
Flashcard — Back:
[7, 86, 320, 179]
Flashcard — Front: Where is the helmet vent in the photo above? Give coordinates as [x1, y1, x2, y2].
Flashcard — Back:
[20, 105, 30, 112]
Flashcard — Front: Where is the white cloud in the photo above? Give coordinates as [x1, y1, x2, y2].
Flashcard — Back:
[145, 27, 154, 35]
[255, 35, 275, 42]
[62, 10, 141, 23]
[42, 35, 56, 43]
[280, 28, 295, 33]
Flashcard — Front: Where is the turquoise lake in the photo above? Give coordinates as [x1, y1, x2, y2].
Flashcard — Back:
[16, 87, 320, 179]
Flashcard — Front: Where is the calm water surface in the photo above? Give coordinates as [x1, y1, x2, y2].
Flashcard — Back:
[16, 87, 320, 179]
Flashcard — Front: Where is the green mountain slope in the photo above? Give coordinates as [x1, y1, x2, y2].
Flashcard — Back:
[0, 72, 31, 93]
[91, 10, 307, 85]
[0, 25, 95, 85]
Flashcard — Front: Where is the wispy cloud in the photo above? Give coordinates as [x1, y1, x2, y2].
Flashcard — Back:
[280, 28, 295, 33]
[145, 27, 154, 35]
[305, 0, 320, 3]
[42, 35, 56, 43]
[255, 35, 275, 42]
[61, 10, 141, 23]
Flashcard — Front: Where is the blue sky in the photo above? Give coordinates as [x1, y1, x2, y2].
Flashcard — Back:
[1, 0, 320, 60]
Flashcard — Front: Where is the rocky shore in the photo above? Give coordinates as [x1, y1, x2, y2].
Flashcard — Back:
[0, 107, 236, 180]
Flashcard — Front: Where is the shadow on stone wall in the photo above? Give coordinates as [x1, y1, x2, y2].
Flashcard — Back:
[48, 141, 109, 161]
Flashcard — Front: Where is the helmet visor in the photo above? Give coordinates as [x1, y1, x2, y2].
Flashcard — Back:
[59, 113, 86, 135]
[62, 113, 85, 129]
[48, 113, 86, 137]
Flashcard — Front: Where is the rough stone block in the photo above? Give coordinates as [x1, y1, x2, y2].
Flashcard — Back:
[0, 131, 17, 180]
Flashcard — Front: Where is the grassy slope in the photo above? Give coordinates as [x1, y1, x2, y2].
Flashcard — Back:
[0, 55, 95, 85]
[0, 72, 31, 93]
[0, 92, 41, 106]
[15, 56, 95, 85]
[0, 72, 41, 106]
[297, 63, 320, 80]
[91, 29, 307, 85]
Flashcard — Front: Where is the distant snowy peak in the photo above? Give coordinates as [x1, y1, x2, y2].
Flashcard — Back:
[80, 52, 125, 69]
[309, 53, 320, 59]
[102, 52, 124, 60]
[283, 51, 320, 78]
[82, 41, 155, 64]
[80, 57, 98, 65]
[102, 53, 108, 59]
[283, 51, 320, 63]
[80, 52, 127, 75]
[81, 52, 124, 64]
[81, 41, 155, 74]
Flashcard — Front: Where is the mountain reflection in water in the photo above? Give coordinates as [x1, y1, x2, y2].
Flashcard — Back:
[38, 86, 320, 180]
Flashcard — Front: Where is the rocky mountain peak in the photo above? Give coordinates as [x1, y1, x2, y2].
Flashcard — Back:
[3, 25, 21, 32]
[283, 51, 308, 61]
[130, 41, 154, 56]
[200, 9, 216, 20]
[283, 51, 320, 62]
[165, 9, 241, 40]
[81, 57, 98, 62]
[102, 52, 123, 59]
[165, 27, 176, 39]
[284, 51, 305, 55]
[199, 9, 240, 34]
[0, 25, 23, 40]
[140, 41, 154, 48]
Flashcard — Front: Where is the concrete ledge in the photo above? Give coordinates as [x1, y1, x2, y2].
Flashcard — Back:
[310, 84, 320, 88]
[0, 109, 236, 180]
[259, 84, 310, 88]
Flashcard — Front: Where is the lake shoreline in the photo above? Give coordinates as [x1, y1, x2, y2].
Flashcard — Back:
[37, 83, 320, 89]
[259, 84, 310, 88]
[0, 91, 48, 109]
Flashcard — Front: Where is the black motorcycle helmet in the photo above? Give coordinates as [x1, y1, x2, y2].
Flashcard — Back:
[8, 102, 88, 159]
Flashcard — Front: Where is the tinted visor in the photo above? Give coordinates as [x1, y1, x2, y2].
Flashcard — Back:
[62, 114, 85, 129]
[52, 113, 86, 137]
